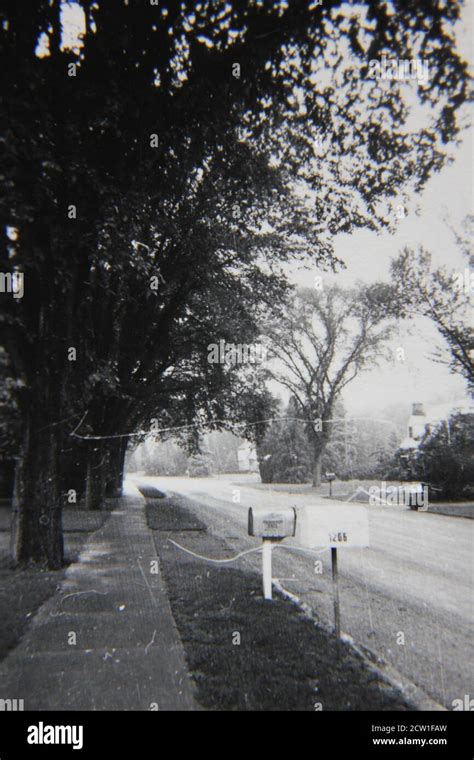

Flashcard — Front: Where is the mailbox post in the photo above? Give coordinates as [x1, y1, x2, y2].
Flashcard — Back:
[262, 540, 273, 600]
[296, 504, 370, 638]
[325, 471, 336, 498]
[248, 507, 297, 600]
[331, 547, 341, 638]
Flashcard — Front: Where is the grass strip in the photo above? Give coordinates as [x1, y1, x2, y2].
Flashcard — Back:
[152, 500, 415, 712]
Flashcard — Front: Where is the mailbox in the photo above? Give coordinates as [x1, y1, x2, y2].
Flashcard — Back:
[248, 507, 296, 539]
[405, 483, 428, 511]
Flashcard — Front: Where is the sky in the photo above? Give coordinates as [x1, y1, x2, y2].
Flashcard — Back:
[289, 130, 472, 416]
[288, 4, 473, 418]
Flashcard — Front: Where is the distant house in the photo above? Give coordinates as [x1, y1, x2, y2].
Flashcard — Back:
[399, 397, 474, 452]
[237, 442, 259, 473]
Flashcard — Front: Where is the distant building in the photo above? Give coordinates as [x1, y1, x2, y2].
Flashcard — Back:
[237, 442, 259, 473]
[399, 396, 474, 452]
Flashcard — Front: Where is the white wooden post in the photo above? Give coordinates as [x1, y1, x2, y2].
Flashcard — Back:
[262, 539, 273, 600]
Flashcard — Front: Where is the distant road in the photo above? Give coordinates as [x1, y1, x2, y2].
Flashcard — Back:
[130, 474, 474, 709]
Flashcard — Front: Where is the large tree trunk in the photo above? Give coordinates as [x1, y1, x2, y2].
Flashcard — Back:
[312, 449, 323, 487]
[59, 440, 88, 505]
[11, 394, 64, 569]
[85, 442, 108, 511]
[0, 459, 15, 500]
[105, 438, 127, 498]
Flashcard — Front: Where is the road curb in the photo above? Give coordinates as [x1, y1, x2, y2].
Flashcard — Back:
[273, 580, 447, 712]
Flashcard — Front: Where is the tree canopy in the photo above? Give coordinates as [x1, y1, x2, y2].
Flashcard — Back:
[262, 284, 396, 484]
[391, 218, 474, 390]
[0, 0, 470, 566]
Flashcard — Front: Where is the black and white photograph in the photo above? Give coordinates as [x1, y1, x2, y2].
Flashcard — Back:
[0, 0, 473, 751]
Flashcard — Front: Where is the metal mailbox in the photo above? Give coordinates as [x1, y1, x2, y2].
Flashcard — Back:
[248, 507, 296, 539]
[296, 504, 369, 548]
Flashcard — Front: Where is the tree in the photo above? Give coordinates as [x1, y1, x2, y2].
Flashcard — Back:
[328, 417, 401, 481]
[187, 454, 213, 478]
[263, 285, 396, 486]
[0, 348, 20, 498]
[391, 217, 474, 389]
[205, 431, 241, 474]
[414, 413, 474, 500]
[1, 0, 469, 566]
[257, 397, 312, 484]
[129, 438, 189, 477]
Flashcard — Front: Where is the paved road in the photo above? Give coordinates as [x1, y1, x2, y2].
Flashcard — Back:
[130, 474, 474, 710]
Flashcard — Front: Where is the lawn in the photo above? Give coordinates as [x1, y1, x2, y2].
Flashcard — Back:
[147, 495, 415, 711]
[0, 505, 111, 662]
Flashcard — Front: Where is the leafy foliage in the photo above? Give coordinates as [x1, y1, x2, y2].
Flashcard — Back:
[391, 223, 474, 389]
[2, 0, 470, 439]
[262, 284, 396, 483]
[0, 0, 470, 564]
[414, 413, 474, 500]
[0, 348, 20, 462]
[257, 398, 312, 483]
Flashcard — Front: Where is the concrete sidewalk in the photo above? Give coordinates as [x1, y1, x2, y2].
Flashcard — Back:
[0, 485, 198, 710]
